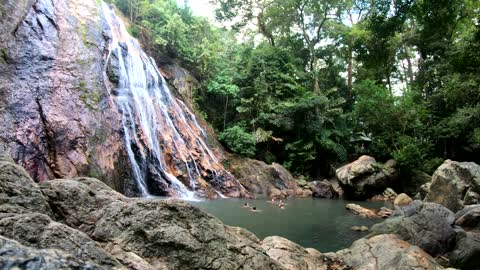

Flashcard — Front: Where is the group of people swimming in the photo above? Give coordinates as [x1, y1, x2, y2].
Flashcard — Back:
[242, 197, 285, 212]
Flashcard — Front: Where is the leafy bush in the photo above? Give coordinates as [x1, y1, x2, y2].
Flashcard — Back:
[218, 126, 256, 157]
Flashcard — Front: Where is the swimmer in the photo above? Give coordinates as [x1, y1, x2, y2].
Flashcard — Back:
[271, 197, 275, 203]
[251, 206, 257, 212]
[243, 202, 249, 208]
[278, 202, 284, 209]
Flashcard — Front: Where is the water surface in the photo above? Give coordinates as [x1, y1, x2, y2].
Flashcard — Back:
[191, 198, 386, 252]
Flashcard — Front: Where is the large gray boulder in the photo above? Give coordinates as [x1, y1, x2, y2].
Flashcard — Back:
[0, 235, 100, 270]
[0, 156, 53, 217]
[370, 201, 456, 256]
[424, 160, 480, 212]
[336, 234, 446, 270]
[448, 228, 480, 270]
[335, 156, 398, 200]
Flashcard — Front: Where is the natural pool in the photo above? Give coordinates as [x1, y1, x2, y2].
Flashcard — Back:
[191, 198, 387, 252]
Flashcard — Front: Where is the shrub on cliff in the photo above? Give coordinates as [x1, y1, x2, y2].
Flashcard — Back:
[218, 125, 256, 157]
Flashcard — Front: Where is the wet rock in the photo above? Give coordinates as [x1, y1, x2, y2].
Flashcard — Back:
[345, 203, 379, 218]
[370, 201, 456, 256]
[336, 156, 398, 200]
[310, 180, 339, 199]
[262, 236, 352, 270]
[229, 157, 299, 198]
[0, 235, 101, 270]
[337, 234, 447, 270]
[394, 193, 413, 206]
[0, 155, 53, 217]
[424, 160, 480, 212]
[0, 213, 124, 269]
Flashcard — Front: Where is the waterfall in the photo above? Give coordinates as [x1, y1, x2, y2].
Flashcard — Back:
[100, 3, 242, 199]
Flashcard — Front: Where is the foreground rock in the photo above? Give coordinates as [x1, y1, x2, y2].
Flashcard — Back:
[262, 236, 352, 270]
[336, 156, 398, 200]
[371, 201, 456, 256]
[0, 235, 100, 269]
[229, 157, 303, 198]
[425, 160, 480, 212]
[337, 234, 446, 270]
[0, 156, 53, 217]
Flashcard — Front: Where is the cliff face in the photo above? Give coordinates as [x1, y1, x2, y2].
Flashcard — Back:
[0, 0, 247, 198]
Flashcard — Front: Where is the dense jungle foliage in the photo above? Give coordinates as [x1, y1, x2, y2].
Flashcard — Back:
[109, 0, 480, 188]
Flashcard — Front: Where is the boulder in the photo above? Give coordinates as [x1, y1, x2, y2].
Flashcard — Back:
[424, 160, 480, 212]
[345, 204, 379, 218]
[370, 201, 456, 256]
[229, 157, 299, 198]
[262, 236, 352, 270]
[337, 234, 447, 270]
[0, 156, 53, 217]
[336, 156, 398, 200]
[448, 228, 480, 270]
[394, 193, 413, 206]
[454, 204, 480, 230]
[40, 177, 284, 270]
[0, 235, 101, 269]
[310, 180, 339, 199]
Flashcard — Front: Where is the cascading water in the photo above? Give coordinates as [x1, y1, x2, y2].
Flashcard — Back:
[101, 3, 247, 199]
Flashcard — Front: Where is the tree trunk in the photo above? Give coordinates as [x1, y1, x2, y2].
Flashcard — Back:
[223, 95, 228, 131]
[347, 48, 353, 99]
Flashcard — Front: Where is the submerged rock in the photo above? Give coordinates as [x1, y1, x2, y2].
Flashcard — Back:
[337, 234, 446, 270]
[336, 156, 398, 200]
[425, 160, 480, 212]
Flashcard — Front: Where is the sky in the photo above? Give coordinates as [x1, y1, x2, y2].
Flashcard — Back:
[176, 0, 216, 21]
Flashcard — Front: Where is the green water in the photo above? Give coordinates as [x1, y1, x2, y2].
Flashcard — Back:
[191, 198, 387, 252]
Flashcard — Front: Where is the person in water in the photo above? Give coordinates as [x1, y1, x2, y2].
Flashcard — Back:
[251, 206, 257, 212]
[278, 202, 284, 209]
[271, 197, 275, 203]
[243, 202, 249, 208]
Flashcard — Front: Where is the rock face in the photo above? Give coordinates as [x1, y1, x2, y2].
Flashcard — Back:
[229, 157, 302, 198]
[335, 156, 398, 200]
[0, 0, 247, 198]
[370, 201, 456, 256]
[449, 205, 480, 269]
[424, 160, 480, 212]
[336, 234, 445, 270]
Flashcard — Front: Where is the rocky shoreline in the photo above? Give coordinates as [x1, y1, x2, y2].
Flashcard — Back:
[2, 154, 476, 269]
